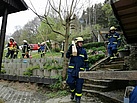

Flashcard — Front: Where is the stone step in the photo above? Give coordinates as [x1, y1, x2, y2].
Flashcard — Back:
[100, 63, 124, 69]
[102, 61, 124, 65]
[83, 83, 109, 92]
[82, 89, 123, 103]
[84, 79, 113, 86]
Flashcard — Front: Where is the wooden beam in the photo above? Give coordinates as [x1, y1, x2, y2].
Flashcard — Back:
[79, 71, 137, 80]
[100, 31, 123, 35]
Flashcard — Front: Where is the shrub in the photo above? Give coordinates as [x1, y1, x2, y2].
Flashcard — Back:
[83, 42, 105, 49]
[1, 69, 6, 74]
[50, 75, 62, 90]
[23, 65, 40, 76]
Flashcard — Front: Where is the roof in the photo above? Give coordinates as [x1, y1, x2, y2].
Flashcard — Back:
[111, 0, 137, 44]
[0, 0, 28, 17]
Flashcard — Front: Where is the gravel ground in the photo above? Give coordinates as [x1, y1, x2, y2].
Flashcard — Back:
[0, 80, 124, 103]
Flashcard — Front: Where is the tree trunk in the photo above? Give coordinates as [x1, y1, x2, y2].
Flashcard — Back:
[62, 21, 70, 80]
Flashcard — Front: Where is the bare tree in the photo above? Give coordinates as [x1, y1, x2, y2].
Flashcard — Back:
[42, 0, 87, 80]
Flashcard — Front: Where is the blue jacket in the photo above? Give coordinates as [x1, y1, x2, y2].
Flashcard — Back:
[129, 86, 137, 103]
[106, 32, 121, 46]
[66, 44, 89, 77]
[40, 45, 45, 52]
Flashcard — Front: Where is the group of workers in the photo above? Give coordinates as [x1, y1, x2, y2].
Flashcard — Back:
[4, 26, 136, 103]
[5, 37, 46, 59]
[66, 26, 123, 103]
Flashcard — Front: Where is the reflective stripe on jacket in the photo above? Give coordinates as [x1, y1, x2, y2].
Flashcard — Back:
[66, 45, 89, 77]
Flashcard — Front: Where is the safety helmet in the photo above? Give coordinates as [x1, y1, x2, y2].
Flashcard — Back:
[9, 37, 14, 40]
[75, 37, 84, 43]
[23, 40, 27, 43]
[110, 26, 116, 31]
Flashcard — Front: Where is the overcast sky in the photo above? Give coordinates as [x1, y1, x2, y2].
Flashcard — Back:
[0, 0, 105, 35]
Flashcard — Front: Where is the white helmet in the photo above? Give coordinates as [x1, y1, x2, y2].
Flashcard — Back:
[110, 26, 116, 31]
[9, 37, 14, 40]
[23, 40, 27, 43]
[75, 37, 84, 43]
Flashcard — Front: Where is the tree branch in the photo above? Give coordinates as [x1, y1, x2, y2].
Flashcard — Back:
[44, 16, 65, 37]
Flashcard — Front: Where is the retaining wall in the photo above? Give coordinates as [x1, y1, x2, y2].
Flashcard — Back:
[1, 58, 63, 77]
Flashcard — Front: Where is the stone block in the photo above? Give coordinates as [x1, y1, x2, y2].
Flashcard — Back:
[16, 63, 22, 69]
[3, 74, 9, 80]
[36, 70, 44, 77]
[0, 74, 4, 79]
[9, 69, 16, 75]
[3, 63, 8, 68]
[22, 63, 28, 69]
[8, 63, 13, 69]
[4, 68, 10, 74]
[50, 70, 58, 77]
[30, 76, 38, 83]
[14, 69, 20, 75]
[36, 77, 44, 84]
[30, 58, 36, 63]
[32, 69, 37, 76]
[44, 70, 51, 77]
[12, 63, 17, 69]
[58, 70, 63, 75]
[39, 58, 45, 63]
[19, 68, 26, 76]
[36, 59, 41, 63]
[8, 75, 18, 81]
[18, 76, 30, 82]
[4, 59, 10, 63]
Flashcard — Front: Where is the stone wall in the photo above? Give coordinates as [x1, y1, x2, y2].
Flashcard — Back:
[1, 58, 63, 77]
[124, 44, 137, 70]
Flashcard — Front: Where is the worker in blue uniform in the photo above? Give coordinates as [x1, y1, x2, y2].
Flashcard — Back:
[129, 86, 137, 103]
[105, 26, 121, 61]
[66, 37, 89, 103]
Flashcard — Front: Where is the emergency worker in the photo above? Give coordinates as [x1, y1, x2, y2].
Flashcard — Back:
[39, 42, 46, 58]
[13, 42, 19, 59]
[5, 37, 19, 59]
[66, 37, 89, 103]
[22, 40, 30, 58]
[129, 86, 137, 103]
[105, 26, 121, 61]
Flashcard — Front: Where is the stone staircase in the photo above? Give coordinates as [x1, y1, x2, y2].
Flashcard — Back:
[83, 57, 129, 93]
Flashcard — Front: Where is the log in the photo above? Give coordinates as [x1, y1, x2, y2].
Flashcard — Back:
[90, 57, 109, 70]
[79, 71, 137, 80]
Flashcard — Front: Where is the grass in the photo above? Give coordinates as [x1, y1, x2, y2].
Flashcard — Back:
[3, 50, 61, 59]
[45, 90, 69, 98]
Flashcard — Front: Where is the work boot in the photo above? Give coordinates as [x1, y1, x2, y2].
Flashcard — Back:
[76, 99, 80, 103]
[70, 93, 75, 100]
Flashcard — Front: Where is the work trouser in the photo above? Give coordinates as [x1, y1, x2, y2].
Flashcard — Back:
[6, 50, 14, 59]
[66, 72, 84, 100]
[108, 44, 118, 59]
[40, 50, 45, 58]
[22, 52, 29, 58]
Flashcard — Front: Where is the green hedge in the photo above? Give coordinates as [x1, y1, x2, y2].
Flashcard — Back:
[83, 42, 105, 49]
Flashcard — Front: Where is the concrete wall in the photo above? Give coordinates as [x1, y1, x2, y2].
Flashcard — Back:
[1, 58, 63, 77]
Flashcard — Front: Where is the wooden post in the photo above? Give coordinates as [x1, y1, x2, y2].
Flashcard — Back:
[79, 71, 137, 80]
[0, 8, 8, 73]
